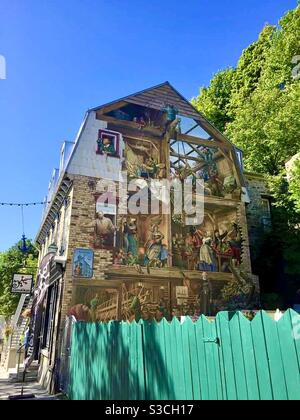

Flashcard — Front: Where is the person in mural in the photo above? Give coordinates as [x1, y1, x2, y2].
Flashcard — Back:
[97, 135, 116, 156]
[94, 211, 115, 248]
[74, 262, 82, 277]
[114, 249, 125, 266]
[160, 244, 170, 267]
[227, 222, 242, 266]
[200, 147, 214, 164]
[199, 237, 218, 272]
[125, 141, 153, 178]
[142, 157, 158, 179]
[190, 226, 205, 249]
[127, 218, 138, 257]
[184, 232, 196, 270]
[213, 229, 228, 253]
[219, 240, 234, 272]
[141, 157, 166, 179]
[207, 167, 224, 197]
[199, 272, 213, 315]
[144, 223, 164, 271]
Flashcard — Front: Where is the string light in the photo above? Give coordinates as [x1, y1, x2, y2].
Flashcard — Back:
[0, 201, 50, 206]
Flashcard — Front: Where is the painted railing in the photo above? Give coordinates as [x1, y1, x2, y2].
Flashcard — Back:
[68, 310, 300, 400]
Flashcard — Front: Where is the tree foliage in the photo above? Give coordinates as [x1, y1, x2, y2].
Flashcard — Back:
[289, 157, 300, 212]
[192, 68, 236, 133]
[193, 6, 300, 176]
[0, 240, 38, 318]
[193, 4, 300, 303]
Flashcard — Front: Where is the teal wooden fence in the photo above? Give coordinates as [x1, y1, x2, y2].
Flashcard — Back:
[68, 310, 300, 400]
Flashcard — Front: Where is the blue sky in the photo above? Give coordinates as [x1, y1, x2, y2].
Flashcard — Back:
[0, 0, 297, 251]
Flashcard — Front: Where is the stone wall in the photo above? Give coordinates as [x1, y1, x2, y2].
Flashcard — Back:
[244, 172, 271, 270]
[60, 174, 113, 320]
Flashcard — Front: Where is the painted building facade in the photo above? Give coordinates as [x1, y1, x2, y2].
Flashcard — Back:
[32, 83, 264, 391]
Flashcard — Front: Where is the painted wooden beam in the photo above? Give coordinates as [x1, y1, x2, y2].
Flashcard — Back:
[178, 133, 230, 150]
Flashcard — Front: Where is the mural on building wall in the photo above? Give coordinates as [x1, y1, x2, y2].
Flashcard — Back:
[68, 97, 257, 321]
[123, 138, 166, 179]
[112, 215, 170, 271]
[70, 272, 225, 323]
[109, 210, 242, 275]
[170, 146, 239, 199]
[72, 248, 94, 278]
[171, 213, 242, 272]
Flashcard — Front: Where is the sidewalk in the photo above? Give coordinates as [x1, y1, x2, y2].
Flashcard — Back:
[0, 366, 61, 400]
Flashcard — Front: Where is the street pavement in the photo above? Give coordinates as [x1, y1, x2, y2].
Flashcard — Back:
[0, 367, 62, 400]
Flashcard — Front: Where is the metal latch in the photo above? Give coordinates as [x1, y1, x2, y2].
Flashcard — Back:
[203, 337, 220, 345]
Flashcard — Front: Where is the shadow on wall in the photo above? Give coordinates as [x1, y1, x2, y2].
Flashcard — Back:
[69, 319, 176, 400]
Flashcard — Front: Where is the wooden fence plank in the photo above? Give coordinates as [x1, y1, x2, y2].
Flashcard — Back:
[128, 322, 137, 400]
[182, 318, 195, 400]
[229, 313, 249, 400]
[158, 320, 168, 400]
[260, 312, 288, 400]
[185, 318, 201, 400]
[143, 321, 160, 399]
[277, 310, 300, 400]
[251, 313, 274, 400]
[289, 310, 300, 377]
[121, 321, 129, 400]
[238, 313, 260, 400]
[195, 317, 209, 400]
[170, 318, 186, 399]
[211, 320, 223, 400]
[201, 315, 219, 400]
[137, 321, 146, 400]
[161, 319, 174, 400]
[217, 312, 238, 400]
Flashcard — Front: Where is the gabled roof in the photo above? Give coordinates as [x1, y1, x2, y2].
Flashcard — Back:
[90, 81, 237, 150]
[91, 81, 202, 120]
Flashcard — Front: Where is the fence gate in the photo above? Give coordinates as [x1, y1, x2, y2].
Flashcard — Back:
[68, 310, 300, 400]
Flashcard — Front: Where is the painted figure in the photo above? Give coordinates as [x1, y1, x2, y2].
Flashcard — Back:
[213, 229, 228, 253]
[199, 272, 213, 315]
[227, 222, 242, 265]
[127, 218, 138, 257]
[162, 104, 178, 122]
[94, 211, 115, 248]
[199, 237, 218, 272]
[114, 249, 125, 266]
[74, 263, 82, 277]
[145, 224, 164, 269]
[97, 135, 116, 156]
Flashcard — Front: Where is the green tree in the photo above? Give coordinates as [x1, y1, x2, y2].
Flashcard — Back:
[226, 6, 300, 175]
[193, 6, 300, 176]
[289, 157, 300, 212]
[192, 4, 300, 305]
[229, 25, 276, 117]
[191, 68, 236, 132]
[0, 240, 38, 318]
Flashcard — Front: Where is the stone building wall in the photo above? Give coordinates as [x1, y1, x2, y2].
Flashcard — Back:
[244, 172, 272, 270]
[60, 174, 113, 320]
